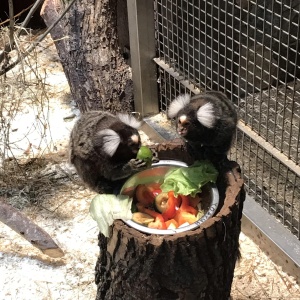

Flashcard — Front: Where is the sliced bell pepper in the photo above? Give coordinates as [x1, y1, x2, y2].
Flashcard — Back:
[165, 218, 179, 229]
[179, 195, 198, 216]
[161, 191, 177, 221]
[174, 210, 199, 226]
[174, 193, 181, 208]
[135, 183, 162, 206]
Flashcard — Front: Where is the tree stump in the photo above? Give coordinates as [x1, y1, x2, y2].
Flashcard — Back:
[95, 142, 245, 300]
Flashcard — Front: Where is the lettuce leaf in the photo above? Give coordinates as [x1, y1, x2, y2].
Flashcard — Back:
[89, 194, 133, 237]
[160, 160, 218, 197]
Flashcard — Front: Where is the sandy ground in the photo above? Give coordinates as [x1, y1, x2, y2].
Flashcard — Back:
[0, 33, 299, 300]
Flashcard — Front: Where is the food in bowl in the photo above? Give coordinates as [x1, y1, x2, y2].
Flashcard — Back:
[132, 184, 204, 229]
[120, 160, 219, 235]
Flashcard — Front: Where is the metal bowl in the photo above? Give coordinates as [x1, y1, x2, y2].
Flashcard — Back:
[120, 160, 219, 235]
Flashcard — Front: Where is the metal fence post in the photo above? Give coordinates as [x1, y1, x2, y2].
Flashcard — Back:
[127, 0, 159, 116]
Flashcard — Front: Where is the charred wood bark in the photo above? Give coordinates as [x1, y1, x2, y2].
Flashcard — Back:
[95, 142, 245, 300]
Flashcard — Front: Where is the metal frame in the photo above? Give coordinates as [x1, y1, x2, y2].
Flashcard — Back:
[242, 195, 300, 282]
[127, 0, 159, 116]
[152, 0, 300, 241]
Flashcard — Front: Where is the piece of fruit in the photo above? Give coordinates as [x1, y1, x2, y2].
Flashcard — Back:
[132, 212, 155, 226]
[148, 218, 167, 230]
[137, 203, 167, 229]
[136, 146, 153, 166]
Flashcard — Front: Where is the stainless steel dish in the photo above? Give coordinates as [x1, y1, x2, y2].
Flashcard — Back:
[120, 160, 219, 235]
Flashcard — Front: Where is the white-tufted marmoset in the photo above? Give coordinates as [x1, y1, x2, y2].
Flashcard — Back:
[69, 111, 150, 193]
[168, 91, 238, 165]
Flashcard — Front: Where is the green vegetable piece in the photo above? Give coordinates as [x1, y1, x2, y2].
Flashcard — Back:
[89, 194, 133, 237]
[137, 146, 153, 166]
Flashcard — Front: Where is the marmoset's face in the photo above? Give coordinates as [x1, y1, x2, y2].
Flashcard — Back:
[114, 128, 141, 162]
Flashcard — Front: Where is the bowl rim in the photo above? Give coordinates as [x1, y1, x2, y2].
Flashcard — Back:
[121, 159, 219, 235]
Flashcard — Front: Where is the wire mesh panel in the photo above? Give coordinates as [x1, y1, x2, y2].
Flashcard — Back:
[233, 129, 300, 237]
[155, 0, 235, 92]
[154, 0, 300, 239]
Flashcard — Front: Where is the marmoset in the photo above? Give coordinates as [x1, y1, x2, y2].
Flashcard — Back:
[69, 111, 148, 193]
[167, 91, 238, 165]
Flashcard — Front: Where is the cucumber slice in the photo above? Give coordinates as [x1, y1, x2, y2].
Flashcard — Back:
[154, 192, 169, 213]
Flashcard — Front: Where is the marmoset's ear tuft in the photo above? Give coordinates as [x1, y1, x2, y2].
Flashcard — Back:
[96, 129, 121, 156]
[168, 94, 191, 118]
[196, 102, 216, 128]
[117, 114, 141, 129]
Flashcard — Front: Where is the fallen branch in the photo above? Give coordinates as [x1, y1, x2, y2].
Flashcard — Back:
[0, 197, 64, 258]
[17, 0, 45, 37]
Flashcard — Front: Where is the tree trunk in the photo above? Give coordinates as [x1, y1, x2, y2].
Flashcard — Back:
[41, 0, 134, 113]
[95, 142, 245, 300]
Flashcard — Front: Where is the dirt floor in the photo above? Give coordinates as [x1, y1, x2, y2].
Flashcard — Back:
[0, 33, 299, 300]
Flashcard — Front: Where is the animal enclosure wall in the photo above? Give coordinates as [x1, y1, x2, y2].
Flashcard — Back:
[153, 0, 300, 240]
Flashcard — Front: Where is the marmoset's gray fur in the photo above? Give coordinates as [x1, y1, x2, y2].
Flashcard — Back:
[168, 91, 238, 164]
[69, 111, 147, 193]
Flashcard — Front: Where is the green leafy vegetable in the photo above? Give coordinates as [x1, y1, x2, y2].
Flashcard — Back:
[160, 160, 218, 197]
[89, 194, 133, 237]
